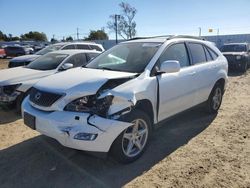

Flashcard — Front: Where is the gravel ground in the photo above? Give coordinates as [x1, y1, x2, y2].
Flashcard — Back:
[0, 59, 249, 187]
[0, 59, 9, 69]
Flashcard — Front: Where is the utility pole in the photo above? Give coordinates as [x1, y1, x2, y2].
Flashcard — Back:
[77, 28, 79, 40]
[217, 28, 220, 46]
[198, 27, 201, 37]
[115, 14, 120, 44]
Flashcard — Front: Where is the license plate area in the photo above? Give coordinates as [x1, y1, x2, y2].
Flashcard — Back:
[24, 112, 36, 130]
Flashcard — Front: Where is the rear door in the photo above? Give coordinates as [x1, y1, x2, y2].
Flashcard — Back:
[187, 42, 219, 105]
[157, 42, 197, 121]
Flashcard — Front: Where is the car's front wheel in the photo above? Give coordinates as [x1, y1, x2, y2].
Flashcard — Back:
[110, 109, 152, 163]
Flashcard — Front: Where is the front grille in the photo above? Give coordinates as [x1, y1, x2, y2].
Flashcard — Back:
[29, 87, 63, 107]
[224, 55, 236, 63]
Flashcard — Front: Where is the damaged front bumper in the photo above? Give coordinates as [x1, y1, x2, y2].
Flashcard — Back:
[22, 97, 133, 153]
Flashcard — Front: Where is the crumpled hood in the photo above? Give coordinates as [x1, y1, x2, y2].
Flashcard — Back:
[10, 54, 40, 62]
[222, 52, 247, 56]
[0, 67, 54, 86]
[35, 67, 137, 96]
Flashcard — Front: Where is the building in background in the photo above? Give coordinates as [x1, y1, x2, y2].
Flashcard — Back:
[204, 34, 250, 48]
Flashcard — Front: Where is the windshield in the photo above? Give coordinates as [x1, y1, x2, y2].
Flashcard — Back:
[35, 44, 64, 55]
[221, 44, 247, 52]
[27, 53, 68, 70]
[86, 42, 161, 73]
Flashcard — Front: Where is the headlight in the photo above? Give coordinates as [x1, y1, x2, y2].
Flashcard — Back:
[236, 55, 241, 60]
[2, 84, 21, 95]
[64, 96, 92, 112]
[64, 95, 113, 116]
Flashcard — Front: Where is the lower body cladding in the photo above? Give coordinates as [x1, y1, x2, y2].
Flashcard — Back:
[22, 97, 133, 153]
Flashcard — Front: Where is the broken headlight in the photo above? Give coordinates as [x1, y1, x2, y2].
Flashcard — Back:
[1, 84, 21, 95]
[64, 95, 113, 116]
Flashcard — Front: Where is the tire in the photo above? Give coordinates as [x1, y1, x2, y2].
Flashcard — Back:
[240, 62, 247, 73]
[110, 109, 152, 163]
[15, 92, 27, 114]
[206, 83, 223, 114]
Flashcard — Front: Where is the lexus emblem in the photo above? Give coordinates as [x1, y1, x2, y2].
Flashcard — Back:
[35, 92, 42, 100]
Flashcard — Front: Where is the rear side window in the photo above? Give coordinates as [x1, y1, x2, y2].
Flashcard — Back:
[188, 43, 206, 64]
[76, 44, 91, 50]
[203, 46, 213, 61]
[62, 45, 76, 50]
[207, 47, 218, 60]
[159, 43, 190, 68]
[90, 45, 102, 51]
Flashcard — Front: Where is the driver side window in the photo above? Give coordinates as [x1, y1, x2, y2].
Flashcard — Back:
[159, 43, 190, 68]
[64, 54, 87, 67]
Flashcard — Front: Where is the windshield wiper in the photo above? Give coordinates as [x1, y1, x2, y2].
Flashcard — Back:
[100, 67, 114, 71]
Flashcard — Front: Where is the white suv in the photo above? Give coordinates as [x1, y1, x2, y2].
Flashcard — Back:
[8, 42, 105, 68]
[22, 36, 228, 163]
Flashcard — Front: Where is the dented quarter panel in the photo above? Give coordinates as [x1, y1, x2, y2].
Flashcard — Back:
[99, 74, 159, 123]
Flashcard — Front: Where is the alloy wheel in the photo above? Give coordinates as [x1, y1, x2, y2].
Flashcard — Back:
[122, 119, 149, 158]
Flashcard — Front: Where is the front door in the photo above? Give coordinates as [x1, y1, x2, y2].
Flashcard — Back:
[157, 43, 196, 121]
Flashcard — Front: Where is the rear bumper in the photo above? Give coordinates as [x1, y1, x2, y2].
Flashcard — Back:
[22, 97, 132, 152]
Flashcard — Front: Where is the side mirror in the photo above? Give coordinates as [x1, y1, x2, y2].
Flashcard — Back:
[61, 63, 73, 70]
[158, 60, 180, 74]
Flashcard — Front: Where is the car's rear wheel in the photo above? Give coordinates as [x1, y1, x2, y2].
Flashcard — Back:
[110, 109, 152, 163]
[206, 83, 223, 114]
[240, 61, 247, 73]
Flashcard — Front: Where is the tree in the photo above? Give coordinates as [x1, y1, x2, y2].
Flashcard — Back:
[50, 38, 58, 43]
[85, 29, 109, 40]
[20, 31, 47, 41]
[11, 36, 20, 41]
[107, 2, 137, 39]
[0, 31, 8, 41]
[66, 36, 73, 41]
[0, 31, 20, 41]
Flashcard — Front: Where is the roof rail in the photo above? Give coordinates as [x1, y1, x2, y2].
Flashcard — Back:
[128, 35, 172, 41]
[168, 35, 206, 41]
[128, 35, 205, 41]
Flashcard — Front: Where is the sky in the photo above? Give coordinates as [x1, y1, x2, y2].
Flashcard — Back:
[1, 0, 250, 40]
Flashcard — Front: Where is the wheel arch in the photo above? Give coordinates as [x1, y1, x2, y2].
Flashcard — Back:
[134, 99, 154, 126]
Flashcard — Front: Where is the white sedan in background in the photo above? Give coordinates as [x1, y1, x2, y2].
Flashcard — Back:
[0, 50, 100, 111]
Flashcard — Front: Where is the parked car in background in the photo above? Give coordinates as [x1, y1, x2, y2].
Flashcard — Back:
[0, 50, 100, 111]
[33, 44, 45, 52]
[4, 46, 32, 57]
[22, 36, 228, 163]
[8, 42, 105, 68]
[0, 45, 6, 58]
[221, 43, 250, 72]
[23, 45, 34, 54]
